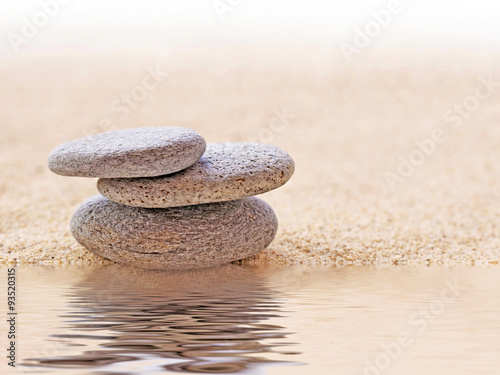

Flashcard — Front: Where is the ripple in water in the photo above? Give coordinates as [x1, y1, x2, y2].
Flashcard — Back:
[22, 264, 301, 374]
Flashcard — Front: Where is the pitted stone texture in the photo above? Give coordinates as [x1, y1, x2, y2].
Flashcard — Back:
[98, 142, 294, 208]
[70, 195, 278, 270]
[48, 127, 206, 178]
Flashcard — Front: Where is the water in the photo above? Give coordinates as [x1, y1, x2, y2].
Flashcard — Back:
[1, 265, 499, 374]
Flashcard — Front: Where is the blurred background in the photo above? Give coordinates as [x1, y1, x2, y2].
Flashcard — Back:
[1, 0, 500, 265]
[1, 0, 499, 58]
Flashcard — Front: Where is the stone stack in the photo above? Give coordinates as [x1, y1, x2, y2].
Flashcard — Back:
[48, 127, 294, 270]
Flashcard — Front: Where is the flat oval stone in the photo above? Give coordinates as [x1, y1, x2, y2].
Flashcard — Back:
[97, 142, 294, 207]
[70, 195, 278, 270]
[48, 127, 206, 178]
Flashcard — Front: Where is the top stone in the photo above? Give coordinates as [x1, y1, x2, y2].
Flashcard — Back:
[47, 127, 206, 178]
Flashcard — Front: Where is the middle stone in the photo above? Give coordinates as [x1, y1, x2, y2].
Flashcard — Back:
[97, 142, 295, 208]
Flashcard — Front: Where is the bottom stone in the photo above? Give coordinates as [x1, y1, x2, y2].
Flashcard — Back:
[70, 195, 278, 270]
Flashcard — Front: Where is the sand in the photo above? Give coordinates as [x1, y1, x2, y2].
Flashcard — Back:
[1, 51, 500, 266]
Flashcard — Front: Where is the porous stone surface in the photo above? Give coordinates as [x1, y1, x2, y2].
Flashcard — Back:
[48, 127, 206, 178]
[97, 142, 295, 207]
[70, 195, 278, 270]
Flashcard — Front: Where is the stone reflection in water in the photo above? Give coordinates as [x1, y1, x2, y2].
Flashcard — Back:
[23, 264, 300, 374]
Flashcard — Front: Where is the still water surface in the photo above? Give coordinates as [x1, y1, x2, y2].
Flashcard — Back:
[2, 265, 499, 374]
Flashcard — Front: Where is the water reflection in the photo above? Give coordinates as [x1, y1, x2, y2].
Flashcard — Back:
[23, 264, 300, 374]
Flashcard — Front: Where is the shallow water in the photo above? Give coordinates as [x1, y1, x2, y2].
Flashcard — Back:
[1, 264, 499, 374]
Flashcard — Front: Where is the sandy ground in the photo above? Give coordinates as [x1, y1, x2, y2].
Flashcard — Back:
[1, 51, 500, 266]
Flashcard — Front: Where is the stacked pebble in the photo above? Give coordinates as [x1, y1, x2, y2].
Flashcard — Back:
[48, 127, 294, 270]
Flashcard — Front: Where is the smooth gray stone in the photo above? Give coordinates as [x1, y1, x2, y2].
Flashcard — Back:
[70, 195, 278, 270]
[48, 127, 206, 178]
[97, 142, 294, 207]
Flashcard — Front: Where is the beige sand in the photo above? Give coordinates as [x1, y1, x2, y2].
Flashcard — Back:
[1, 51, 500, 266]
